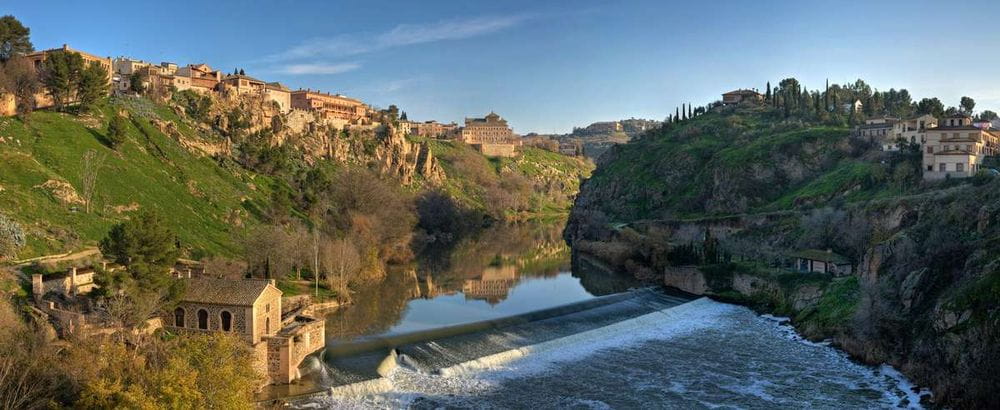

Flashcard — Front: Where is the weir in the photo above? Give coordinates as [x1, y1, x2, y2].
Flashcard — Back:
[260, 288, 697, 403]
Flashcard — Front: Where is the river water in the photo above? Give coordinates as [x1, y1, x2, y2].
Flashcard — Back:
[282, 223, 928, 409]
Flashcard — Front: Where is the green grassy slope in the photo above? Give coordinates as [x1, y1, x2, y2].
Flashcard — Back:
[576, 106, 918, 223]
[0, 101, 272, 259]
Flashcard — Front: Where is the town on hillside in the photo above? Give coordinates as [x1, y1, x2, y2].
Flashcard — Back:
[718, 87, 999, 181]
[1, 43, 525, 158]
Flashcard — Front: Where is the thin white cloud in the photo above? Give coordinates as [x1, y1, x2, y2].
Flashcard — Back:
[278, 62, 362, 75]
[264, 14, 533, 62]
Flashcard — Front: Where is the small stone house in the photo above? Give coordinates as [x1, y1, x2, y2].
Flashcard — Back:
[164, 278, 325, 384]
[791, 249, 852, 276]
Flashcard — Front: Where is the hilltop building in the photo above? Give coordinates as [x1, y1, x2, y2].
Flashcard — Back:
[291, 89, 372, 126]
[264, 82, 292, 113]
[24, 44, 113, 109]
[721, 89, 763, 105]
[164, 278, 325, 385]
[411, 120, 458, 138]
[458, 112, 521, 157]
[843, 99, 863, 114]
[921, 113, 1000, 180]
[176, 63, 222, 94]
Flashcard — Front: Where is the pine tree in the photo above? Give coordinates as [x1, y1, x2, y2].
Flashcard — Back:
[239, 68, 245, 76]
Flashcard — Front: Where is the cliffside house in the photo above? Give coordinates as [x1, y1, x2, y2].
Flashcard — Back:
[165, 278, 325, 384]
[290, 89, 372, 126]
[411, 120, 458, 138]
[264, 82, 292, 114]
[721, 89, 764, 105]
[921, 113, 1000, 180]
[859, 117, 898, 145]
[459, 112, 522, 157]
[220, 73, 266, 95]
[24, 44, 113, 109]
[791, 249, 853, 276]
[176, 63, 222, 94]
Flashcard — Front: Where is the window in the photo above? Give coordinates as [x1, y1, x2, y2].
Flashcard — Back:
[926, 146, 933, 154]
[927, 165, 932, 171]
[957, 163, 965, 172]
[174, 307, 185, 327]
[197, 309, 208, 329]
[265, 317, 271, 335]
[939, 163, 947, 172]
[220, 311, 232, 331]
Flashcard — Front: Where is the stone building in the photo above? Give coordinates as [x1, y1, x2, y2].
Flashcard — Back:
[220, 73, 266, 95]
[163, 278, 325, 385]
[922, 113, 1000, 180]
[791, 249, 852, 276]
[31, 265, 104, 298]
[462, 265, 518, 304]
[721, 89, 763, 105]
[176, 63, 222, 94]
[264, 82, 292, 114]
[24, 44, 113, 109]
[459, 112, 521, 157]
[291, 89, 372, 125]
[411, 120, 458, 138]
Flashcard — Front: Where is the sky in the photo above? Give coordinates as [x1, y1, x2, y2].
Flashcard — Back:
[7, 0, 1000, 134]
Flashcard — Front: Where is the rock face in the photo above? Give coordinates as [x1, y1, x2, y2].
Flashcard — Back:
[167, 93, 445, 186]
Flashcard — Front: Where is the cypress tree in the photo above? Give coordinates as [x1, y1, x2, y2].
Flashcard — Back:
[765, 82, 771, 102]
[676, 107, 680, 122]
[688, 103, 693, 118]
[824, 79, 830, 111]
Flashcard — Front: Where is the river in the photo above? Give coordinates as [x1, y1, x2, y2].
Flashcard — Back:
[278, 222, 928, 409]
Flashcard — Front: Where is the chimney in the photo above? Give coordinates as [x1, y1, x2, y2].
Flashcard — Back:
[268, 279, 276, 287]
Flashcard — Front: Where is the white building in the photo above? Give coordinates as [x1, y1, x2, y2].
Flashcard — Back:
[922, 114, 1000, 180]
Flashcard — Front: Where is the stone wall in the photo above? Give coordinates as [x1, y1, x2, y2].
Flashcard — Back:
[167, 303, 252, 344]
[475, 143, 518, 158]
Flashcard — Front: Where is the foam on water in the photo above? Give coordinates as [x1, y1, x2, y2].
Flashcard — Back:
[295, 297, 929, 409]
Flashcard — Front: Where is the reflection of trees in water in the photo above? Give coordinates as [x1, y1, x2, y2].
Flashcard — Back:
[323, 221, 637, 340]
[324, 268, 420, 340]
[417, 222, 571, 296]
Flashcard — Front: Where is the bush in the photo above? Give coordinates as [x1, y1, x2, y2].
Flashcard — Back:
[106, 113, 128, 148]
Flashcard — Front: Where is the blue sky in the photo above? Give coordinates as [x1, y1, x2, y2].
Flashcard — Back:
[7, 0, 1000, 133]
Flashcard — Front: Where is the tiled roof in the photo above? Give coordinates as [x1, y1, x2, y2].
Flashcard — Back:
[180, 278, 280, 306]
[790, 249, 850, 265]
[223, 74, 264, 83]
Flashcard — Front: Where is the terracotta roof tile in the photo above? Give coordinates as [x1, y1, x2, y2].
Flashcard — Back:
[180, 278, 279, 306]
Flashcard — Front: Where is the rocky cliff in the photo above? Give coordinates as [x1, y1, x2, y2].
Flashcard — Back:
[565, 105, 1000, 408]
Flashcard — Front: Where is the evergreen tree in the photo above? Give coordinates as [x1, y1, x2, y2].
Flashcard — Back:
[675, 107, 680, 122]
[960, 96, 976, 115]
[99, 210, 184, 302]
[688, 103, 693, 118]
[400, 111, 408, 121]
[39, 49, 84, 111]
[824, 78, 830, 111]
[765, 81, 771, 102]
[107, 112, 128, 148]
[0, 15, 33, 63]
[239, 68, 245, 76]
[78, 61, 109, 112]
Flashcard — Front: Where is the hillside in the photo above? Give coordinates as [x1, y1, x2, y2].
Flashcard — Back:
[0, 96, 591, 260]
[565, 103, 1000, 408]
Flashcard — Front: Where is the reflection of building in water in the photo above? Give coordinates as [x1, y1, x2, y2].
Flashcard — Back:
[462, 265, 519, 305]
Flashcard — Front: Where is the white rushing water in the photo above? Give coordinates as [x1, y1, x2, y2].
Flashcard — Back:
[296, 298, 929, 409]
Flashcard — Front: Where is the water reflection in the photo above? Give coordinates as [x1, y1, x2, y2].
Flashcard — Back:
[323, 221, 639, 342]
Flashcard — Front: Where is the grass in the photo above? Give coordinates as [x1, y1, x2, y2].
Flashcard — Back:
[795, 276, 860, 329]
[0, 100, 271, 258]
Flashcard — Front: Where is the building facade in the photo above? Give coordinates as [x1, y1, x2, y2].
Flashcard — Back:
[290, 89, 371, 125]
[721, 89, 763, 105]
[24, 44, 113, 109]
[163, 278, 325, 384]
[459, 112, 521, 157]
[922, 114, 1000, 180]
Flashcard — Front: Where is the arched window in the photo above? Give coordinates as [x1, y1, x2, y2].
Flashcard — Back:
[265, 317, 270, 335]
[174, 307, 185, 327]
[220, 311, 232, 331]
[197, 309, 208, 330]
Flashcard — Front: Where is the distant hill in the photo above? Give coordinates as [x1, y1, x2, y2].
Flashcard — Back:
[527, 118, 660, 160]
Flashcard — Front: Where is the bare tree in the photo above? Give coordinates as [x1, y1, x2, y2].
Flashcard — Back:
[80, 149, 106, 214]
[321, 238, 361, 297]
[0, 57, 40, 120]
